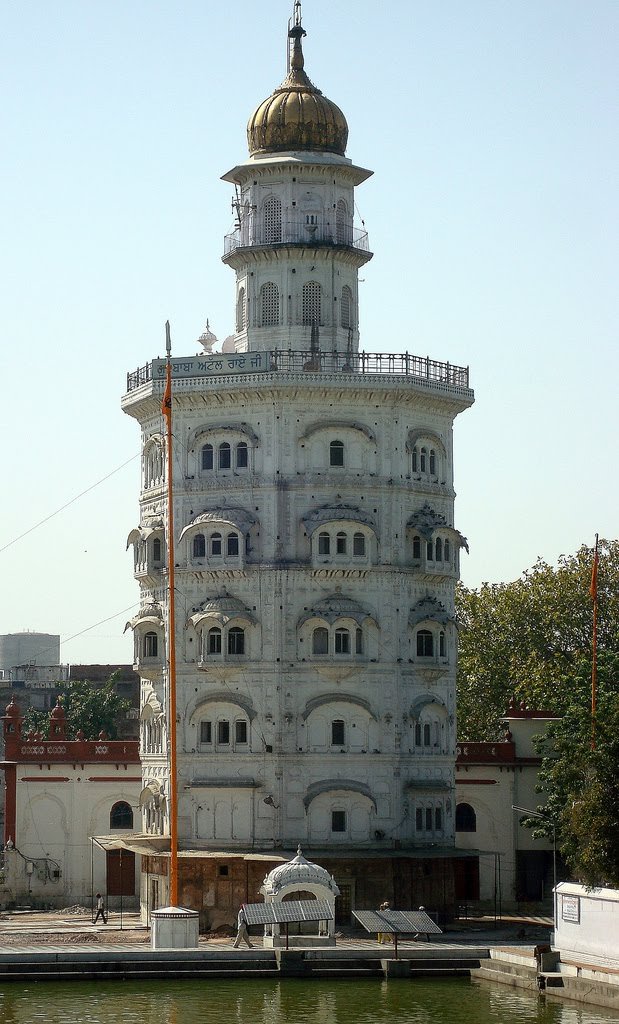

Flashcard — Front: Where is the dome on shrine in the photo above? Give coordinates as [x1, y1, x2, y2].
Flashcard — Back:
[247, 17, 348, 157]
[261, 846, 340, 897]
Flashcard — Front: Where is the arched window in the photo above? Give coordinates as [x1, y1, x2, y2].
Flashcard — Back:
[153, 538, 162, 562]
[260, 282, 280, 326]
[456, 803, 477, 833]
[331, 719, 346, 745]
[236, 287, 246, 332]
[439, 631, 446, 657]
[355, 627, 363, 654]
[263, 196, 282, 243]
[228, 627, 245, 655]
[417, 629, 434, 657]
[318, 532, 330, 555]
[330, 440, 344, 467]
[336, 531, 347, 554]
[236, 442, 248, 468]
[211, 532, 222, 556]
[444, 539, 451, 563]
[313, 627, 328, 655]
[208, 627, 222, 655]
[144, 632, 158, 658]
[335, 628, 350, 655]
[336, 199, 350, 244]
[426, 539, 434, 561]
[110, 801, 133, 829]
[340, 285, 352, 328]
[353, 533, 366, 557]
[429, 449, 436, 475]
[227, 533, 239, 556]
[193, 534, 206, 558]
[412, 536, 421, 560]
[412, 448, 418, 473]
[423, 723, 431, 746]
[219, 442, 231, 469]
[420, 447, 427, 473]
[302, 281, 321, 325]
[435, 537, 443, 561]
[202, 444, 214, 471]
[435, 806, 443, 830]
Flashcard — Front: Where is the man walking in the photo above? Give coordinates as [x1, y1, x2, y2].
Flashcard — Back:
[233, 905, 253, 948]
[94, 892, 107, 924]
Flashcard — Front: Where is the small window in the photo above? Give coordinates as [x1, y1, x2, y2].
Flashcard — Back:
[263, 196, 282, 243]
[208, 627, 222, 655]
[202, 444, 214, 471]
[336, 532, 347, 555]
[211, 532, 222, 556]
[228, 627, 245, 655]
[219, 443, 231, 469]
[218, 720, 230, 745]
[318, 532, 330, 555]
[331, 720, 345, 746]
[260, 281, 280, 326]
[456, 803, 477, 833]
[200, 721, 212, 744]
[415, 723, 422, 746]
[236, 287, 246, 333]
[435, 806, 443, 830]
[417, 630, 434, 657]
[340, 285, 352, 328]
[412, 448, 418, 473]
[302, 280, 321, 325]
[412, 536, 421, 560]
[153, 538, 162, 562]
[227, 533, 239, 557]
[144, 632, 158, 658]
[420, 447, 427, 473]
[335, 628, 350, 655]
[330, 440, 344, 467]
[331, 810, 346, 833]
[236, 442, 248, 468]
[235, 720, 248, 744]
[425, 807, 433, 831]
[312, 627, 329, 655]
[110, 801, 133, 829]
[415, 808, 423, 831]
[355, 628, 363, 655]
[429, 450, 436, 475]
[439, 631, 446, 658]
[423, 723, 431, 746]
[353, 533, 366, 557]
[426, 540, 433, 561]
[435, 537, 443, 561]
[193, 534, 206, 558]
[444, 539, 451, 563]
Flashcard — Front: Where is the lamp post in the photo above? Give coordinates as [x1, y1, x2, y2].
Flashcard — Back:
[512, 805, 557, 925]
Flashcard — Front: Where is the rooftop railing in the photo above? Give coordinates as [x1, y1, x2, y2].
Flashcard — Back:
[224, 222, 370, 257]
[126, 350, 470, 393]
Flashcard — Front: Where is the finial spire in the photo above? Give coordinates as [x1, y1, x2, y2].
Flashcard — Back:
[287, 1, 306, 74]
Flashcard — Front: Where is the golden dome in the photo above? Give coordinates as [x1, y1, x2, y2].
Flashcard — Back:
[247, 20, 348, 157]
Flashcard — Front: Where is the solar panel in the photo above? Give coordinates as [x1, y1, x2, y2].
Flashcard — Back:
[242, 899, 334, 926]
[353, 909, 442, 935]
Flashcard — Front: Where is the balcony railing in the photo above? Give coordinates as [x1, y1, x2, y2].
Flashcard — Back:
[224, 223, 370, 257]
[126, 350, 470, 392]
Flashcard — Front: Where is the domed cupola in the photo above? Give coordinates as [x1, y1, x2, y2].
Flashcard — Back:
[260, 845, 340, 897]
[247, 6, 348, 157]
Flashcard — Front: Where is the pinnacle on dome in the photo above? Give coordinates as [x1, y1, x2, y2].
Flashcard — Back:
[246, 2, 349, 157]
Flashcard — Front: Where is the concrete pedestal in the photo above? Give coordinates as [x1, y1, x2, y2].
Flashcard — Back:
[151, 906, 199, 949]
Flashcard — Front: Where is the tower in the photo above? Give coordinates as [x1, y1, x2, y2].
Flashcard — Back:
[122, 6, 474, 924]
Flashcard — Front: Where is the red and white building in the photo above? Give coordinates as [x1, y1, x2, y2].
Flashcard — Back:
[1, 699, 141, 908]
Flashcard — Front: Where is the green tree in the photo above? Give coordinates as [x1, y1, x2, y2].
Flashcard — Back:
[456, 539, 619, 740]
[22, 674, 130, 740]
[529, 689, 619, 888]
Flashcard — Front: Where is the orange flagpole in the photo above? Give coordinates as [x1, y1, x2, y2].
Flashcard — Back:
[590, 533, 599, 751]
[162, 321, 179, 905]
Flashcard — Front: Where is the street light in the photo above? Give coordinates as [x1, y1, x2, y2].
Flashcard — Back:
[512, 805, 557, 921]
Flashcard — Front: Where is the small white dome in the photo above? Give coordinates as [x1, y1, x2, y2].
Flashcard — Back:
[261, 846, 339, 896]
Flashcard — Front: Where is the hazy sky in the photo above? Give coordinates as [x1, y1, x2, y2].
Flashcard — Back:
[2, 1, 617, 665]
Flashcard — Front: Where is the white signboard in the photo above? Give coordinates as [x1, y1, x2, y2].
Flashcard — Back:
[152, 352, 270, 380]
[562, 895, 580, 923]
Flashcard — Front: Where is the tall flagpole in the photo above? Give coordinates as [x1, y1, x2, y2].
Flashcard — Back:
[590, 533, 599, 751]
[162, 321, 179, 906]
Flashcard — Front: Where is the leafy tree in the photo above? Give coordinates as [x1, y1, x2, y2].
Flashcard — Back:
[529, 689, 619, 888]
[22, 674, 130, 740]
[456, 539, 619, 740]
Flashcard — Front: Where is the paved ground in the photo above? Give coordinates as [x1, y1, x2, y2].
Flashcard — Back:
[0, 908, 553, 954]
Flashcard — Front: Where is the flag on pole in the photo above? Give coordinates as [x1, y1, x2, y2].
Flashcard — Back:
[161, 361, 172, 421]
[589, 538, 599, 602]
